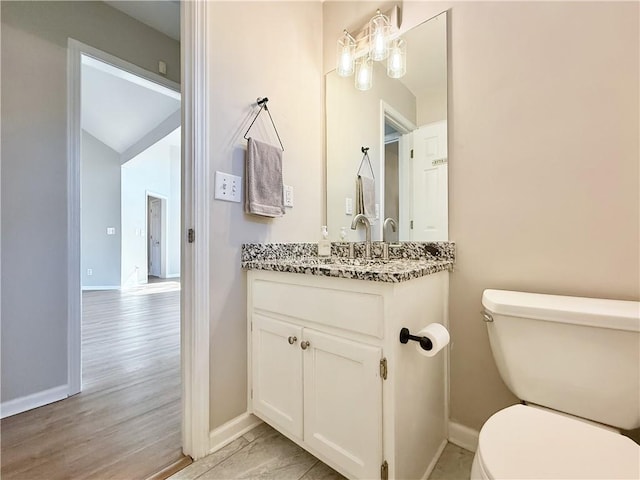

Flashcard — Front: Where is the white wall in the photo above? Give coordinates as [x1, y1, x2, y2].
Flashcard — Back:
[121, 129, 181, 286]
[169, 145, 181, 276]
[417, 84, 447, 126]
[207, 1, 323, 430]
[1, 1, 180, 404]
[323, 1, 640, 431]
[81, 131, 122, 288]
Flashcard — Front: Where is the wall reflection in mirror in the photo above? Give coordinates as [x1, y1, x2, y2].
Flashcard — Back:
[326, 11, 448, 242]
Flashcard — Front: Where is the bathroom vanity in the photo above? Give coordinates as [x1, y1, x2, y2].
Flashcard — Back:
[244, 242, 454, 480]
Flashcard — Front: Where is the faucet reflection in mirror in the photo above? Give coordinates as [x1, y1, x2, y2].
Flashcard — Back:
[336, 7, 405, 91]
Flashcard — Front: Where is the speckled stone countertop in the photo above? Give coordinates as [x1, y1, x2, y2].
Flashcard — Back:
[242, 241, 455, 283]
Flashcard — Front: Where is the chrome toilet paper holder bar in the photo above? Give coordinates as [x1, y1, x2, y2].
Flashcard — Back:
[399, 327, 433, 351]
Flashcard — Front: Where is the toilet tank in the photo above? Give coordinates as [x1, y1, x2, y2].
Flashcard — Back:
[482, 289, 640, 430]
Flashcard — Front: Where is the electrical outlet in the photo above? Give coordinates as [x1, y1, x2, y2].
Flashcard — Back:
[214, 171, 242, 203]
[283, 185, 294, 207]
[106, 227, 116, 235]
[87, 269, 93, 276]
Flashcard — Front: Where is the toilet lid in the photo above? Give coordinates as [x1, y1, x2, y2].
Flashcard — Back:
[477, 405, 640, 479]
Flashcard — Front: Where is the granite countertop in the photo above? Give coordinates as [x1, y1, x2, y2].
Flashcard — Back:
[242, 242, 455, 283]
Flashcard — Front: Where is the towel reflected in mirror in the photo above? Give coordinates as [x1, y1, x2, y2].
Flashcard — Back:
[356, 174, 375, 220]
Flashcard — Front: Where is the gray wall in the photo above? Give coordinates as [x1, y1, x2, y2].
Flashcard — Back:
[324, 1, 639, 431]
[81, 131, 121, 288]
[1, 1, 180, 403]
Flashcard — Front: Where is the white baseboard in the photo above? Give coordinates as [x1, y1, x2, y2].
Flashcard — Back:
[1, 384, 68, 419]
[81, 285, 120, 291]
[422, 438, 448, 480]
[209, 412, 262, 454]
[448, 421, 479, 452]
[165, 274, 181, 279]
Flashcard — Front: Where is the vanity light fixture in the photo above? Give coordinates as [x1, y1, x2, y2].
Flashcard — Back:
[387, 37, 406, 79]
[355, 55, 373, 91]
[336, 6, 405, 91]
[369, 9, 391, 61]
[337, 30, 356, 77]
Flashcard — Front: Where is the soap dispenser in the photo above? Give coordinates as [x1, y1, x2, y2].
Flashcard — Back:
[318, 226, 331, 257]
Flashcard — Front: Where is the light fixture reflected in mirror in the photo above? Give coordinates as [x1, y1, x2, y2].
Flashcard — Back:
[355, 55, 373, 91]
[336, 30, 356, 77]
[369, 9, 391, 61]
[387, 38, 406, 79]
[337, 6, 405, 91]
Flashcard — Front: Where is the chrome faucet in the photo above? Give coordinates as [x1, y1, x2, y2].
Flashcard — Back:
[383, 217, 397, 243]
[350, 214, 371, 259]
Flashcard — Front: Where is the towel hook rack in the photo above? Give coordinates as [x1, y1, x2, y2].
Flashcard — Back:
[244, 97, 285, 151]
[357, 146, 375, 179]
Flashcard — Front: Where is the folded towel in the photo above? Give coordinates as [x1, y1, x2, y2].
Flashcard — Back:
[245, 137, 285, 217]
[355, 174, 375, 219]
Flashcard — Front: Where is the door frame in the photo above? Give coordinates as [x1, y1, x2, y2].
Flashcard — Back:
[67, 37, 180, 394]
[179, 0, 211, 459]
[146, 192, 168, 279]
[379, 101, 416, 241]
[66, 0, 211, 459]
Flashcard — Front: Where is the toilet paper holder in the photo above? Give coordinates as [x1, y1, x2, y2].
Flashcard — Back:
[399, 327, 433, 351]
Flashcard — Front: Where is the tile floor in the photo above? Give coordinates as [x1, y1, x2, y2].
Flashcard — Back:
[169, 422, 473, 480]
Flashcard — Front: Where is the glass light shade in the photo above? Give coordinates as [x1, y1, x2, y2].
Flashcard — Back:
[336, 30, 356, 77]
[369, 10, 391, 61]
[387, 38, 406, 78]
[355, 55, 373, 91]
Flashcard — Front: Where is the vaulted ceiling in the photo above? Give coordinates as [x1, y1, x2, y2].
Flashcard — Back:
[81, 55, 180, 155]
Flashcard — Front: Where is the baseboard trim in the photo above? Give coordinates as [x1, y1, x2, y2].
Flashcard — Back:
[1, 384, 68, 419]
[448, 421, 479, 452]
[165, 274, 181, 279]
[421, 438, 448, 480]
[209, 413, 262, 454]
[81, 285, 120, 291]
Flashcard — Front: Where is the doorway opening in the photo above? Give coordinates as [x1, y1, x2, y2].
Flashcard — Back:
[75, 43, 184, 475]
[148, 194, 166, 279]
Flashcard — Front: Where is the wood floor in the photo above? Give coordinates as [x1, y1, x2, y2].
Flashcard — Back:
[1, 280, 184, 480]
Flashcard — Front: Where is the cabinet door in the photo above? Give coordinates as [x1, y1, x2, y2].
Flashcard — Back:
[302, 329, 382, 479]
[252, 314, 303, 439]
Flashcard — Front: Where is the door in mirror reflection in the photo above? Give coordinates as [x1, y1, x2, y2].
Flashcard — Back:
[410, 121, 448, 240]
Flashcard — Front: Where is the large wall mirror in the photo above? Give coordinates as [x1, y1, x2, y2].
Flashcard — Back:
[326, 11, 448, 242]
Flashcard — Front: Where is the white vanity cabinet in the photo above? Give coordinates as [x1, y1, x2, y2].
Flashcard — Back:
[247, 269, 449, 480]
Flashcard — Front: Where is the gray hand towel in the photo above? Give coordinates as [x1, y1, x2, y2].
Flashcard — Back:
[245, 137, 285, 217]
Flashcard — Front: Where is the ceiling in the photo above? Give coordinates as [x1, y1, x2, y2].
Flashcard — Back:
[105, 0, 180, 41]
[81, 55, 181, 154]
[399, 14, 447, 100]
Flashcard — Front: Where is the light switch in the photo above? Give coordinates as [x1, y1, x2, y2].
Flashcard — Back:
[214, 171, 242, 203]
[107, 227, 116, 235]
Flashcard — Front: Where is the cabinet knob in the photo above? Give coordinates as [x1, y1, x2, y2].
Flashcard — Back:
[288, 336, 297, 345]
[300, 340, 310, 350]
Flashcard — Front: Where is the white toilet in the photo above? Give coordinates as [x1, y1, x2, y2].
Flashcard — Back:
[471, 289, 640, 479]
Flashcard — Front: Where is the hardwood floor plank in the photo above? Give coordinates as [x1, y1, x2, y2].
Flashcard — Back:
[1, 281, 183, 480]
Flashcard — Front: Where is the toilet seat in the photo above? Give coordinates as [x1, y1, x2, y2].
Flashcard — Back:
[476, 404, 640, 479]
